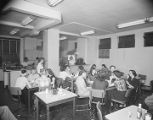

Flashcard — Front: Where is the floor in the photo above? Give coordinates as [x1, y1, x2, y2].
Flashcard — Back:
[0, 81, 152, 120]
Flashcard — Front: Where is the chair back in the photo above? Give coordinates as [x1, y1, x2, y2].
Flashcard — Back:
[138, 74, 147, 84]
[9, 87, 22, 96]
[90, 89, 105, 105]
[96, 101, 103, 120]
[75, 96, 90, 112]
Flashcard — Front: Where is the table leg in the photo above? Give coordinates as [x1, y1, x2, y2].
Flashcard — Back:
[46, 105, 50, 120]
[35, 97, 39, 120]
[28, 89, 30, 113]
[73, 98, 75, 120]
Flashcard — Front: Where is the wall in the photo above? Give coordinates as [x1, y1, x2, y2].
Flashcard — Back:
[77, 38, 88, 63]
[24, 37, 43, 63]
[82, 27, 153, 85]
[60, 39, 77, 58]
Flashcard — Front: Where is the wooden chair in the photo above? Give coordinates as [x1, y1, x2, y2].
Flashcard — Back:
[8, 87, 25, 118]
[90, 89, 106, 119]
[90, 89, 105, 105]
[138, 74, 152, 93]
[111, 98, 126, 110]
[8, 87, 22, 104]
[111, 88, 138, 110]
[74, 83, 91, 112]
[75, 96, 91, 112]
[96, 101, 103, 120]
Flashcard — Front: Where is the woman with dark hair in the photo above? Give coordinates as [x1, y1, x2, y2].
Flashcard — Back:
[92, 70, 108, 90]
[88, 67, 97, 82]
[59, 65, 72, 81]
[126, 70, 139, 89]
[125, 70, 140, 105]
[107, 70, 127, 104]
[46, 68, 62, 88]
[101, 64, 109, 72]
[89, 64, 96, 74]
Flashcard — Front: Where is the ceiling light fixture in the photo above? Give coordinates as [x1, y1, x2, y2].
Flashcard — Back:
[48, 0, 64, 7]
[80, 30, 95, 36]
[117, 17, 153, 29]
[10, 28, 19, 35]
[60, 36, 67, 40]
[21, 16, 33, 26]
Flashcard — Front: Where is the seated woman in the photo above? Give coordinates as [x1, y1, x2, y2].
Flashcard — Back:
[101, 64, 109, 72]
[35, 68, 50, 91]
[125, 70, 140, 105]
[15, 69, 31, 104]
[75, 70, 91, 98]
[59, 65, 72, 81]
[46, 68, 62, 88]
[15, 69, 31, 90]
[87, 67, 97, 86]
[27, 69, 40, 87]
[75, 65, 85, 77]
[107, 70, 127, 102]
[92, 70, 109, 90]
[126, 70, 139, 89]
[91, 70, 109, 117]
[107, 65, 117, 87]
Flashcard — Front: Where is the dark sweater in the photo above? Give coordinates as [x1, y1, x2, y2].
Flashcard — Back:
[92, 80, 108, 90]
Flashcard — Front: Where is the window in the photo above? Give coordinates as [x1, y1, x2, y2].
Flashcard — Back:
[99, 38, 111, 58]
[0, 38, 20, 67]
[99, 38, 111, 49]
[144, 31, 153, 47]
[118, 34, 135, 48]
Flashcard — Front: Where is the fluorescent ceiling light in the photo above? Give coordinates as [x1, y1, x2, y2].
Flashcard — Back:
[117, 17, 153, 29]
[80, 30, 95, 36]
[60, 36, 67, 40]
[48, 0, 64, 7]
[21, 16, 33, 26]
[10, 28, 19, 35]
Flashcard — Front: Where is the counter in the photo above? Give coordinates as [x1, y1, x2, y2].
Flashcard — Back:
[9, 70, 21, 87]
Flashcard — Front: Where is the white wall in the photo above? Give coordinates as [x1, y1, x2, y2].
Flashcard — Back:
[78, 27, 153, 85]
[24, 37, 43, 63]
[77, 38, 88, 63]
[60, 39, 76, 58]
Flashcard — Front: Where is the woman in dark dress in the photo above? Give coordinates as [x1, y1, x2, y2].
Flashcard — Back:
[125, 70, 140, 105]
[126, 70, 139, 89]
[92, 70, 108, 90]
[46, 68, 62, 88]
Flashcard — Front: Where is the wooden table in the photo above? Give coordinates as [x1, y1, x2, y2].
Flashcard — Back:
[105, 105, 147, 120]
[34, 88, 77, 120]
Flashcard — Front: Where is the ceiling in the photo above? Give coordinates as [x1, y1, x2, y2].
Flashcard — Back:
[0, 0, 153, 39]
[0, 0, 61, 38]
